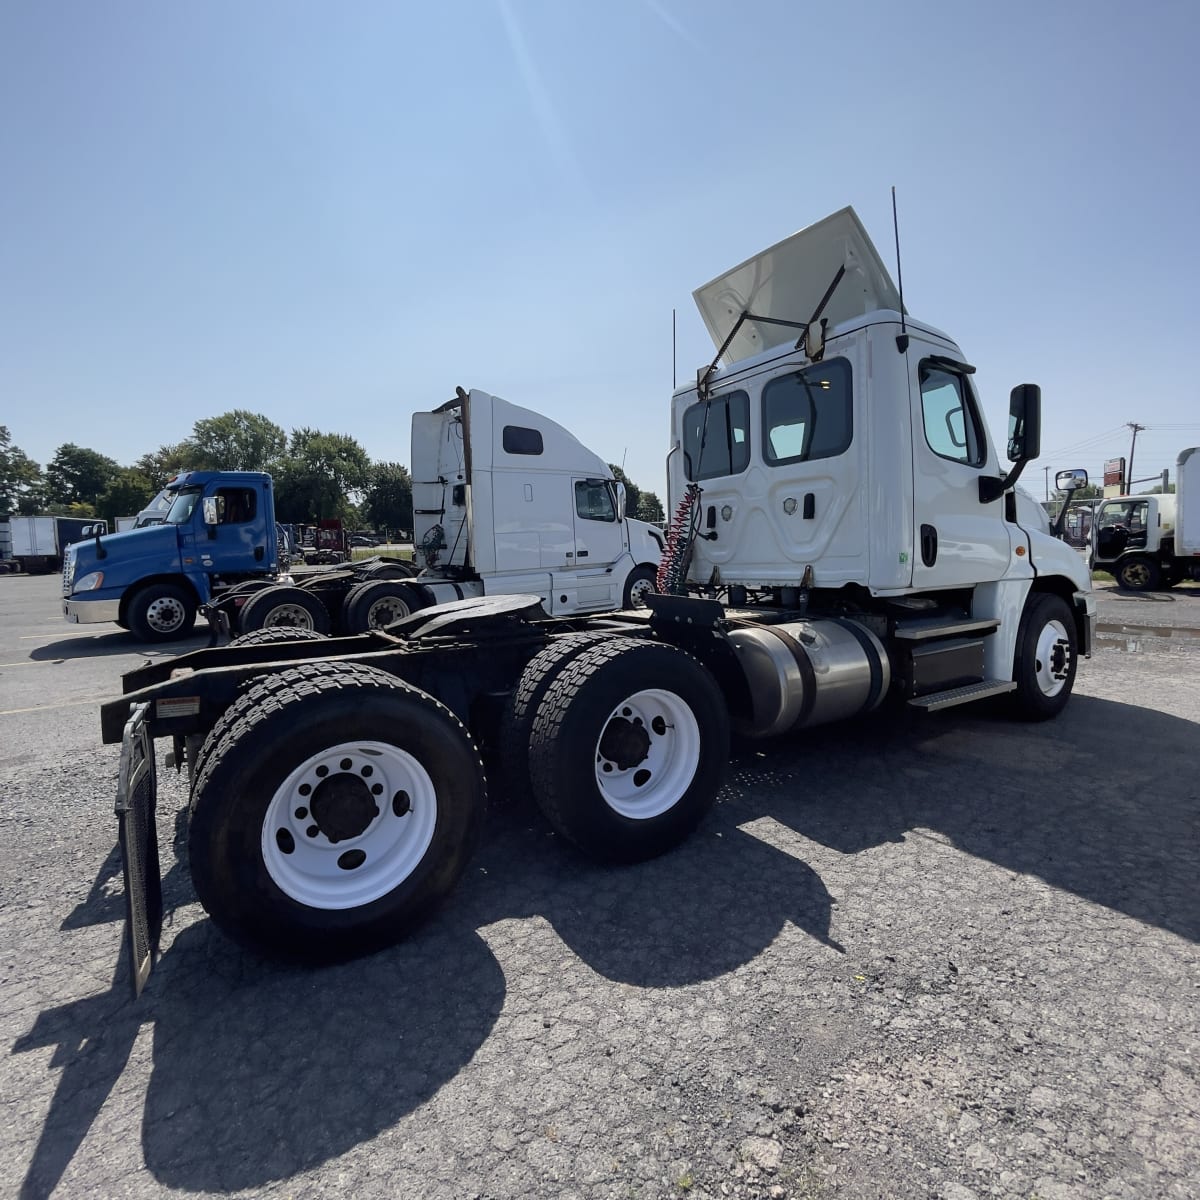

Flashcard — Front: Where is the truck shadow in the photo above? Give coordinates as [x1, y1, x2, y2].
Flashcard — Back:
[29, 631, 207, 662]
[13, 691, 1196, 1196]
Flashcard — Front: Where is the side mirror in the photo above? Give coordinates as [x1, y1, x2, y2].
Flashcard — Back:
[1006, 384, 1042, 463]
[202, 496, 220, 538]
[615, 481, 627, 521]
[1056, 468, 1088, 493]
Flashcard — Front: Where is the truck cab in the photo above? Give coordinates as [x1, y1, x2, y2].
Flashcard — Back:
[665, 207, 1092, 710]
[411, 390, 663, 613]
[63, 471, 279, 640]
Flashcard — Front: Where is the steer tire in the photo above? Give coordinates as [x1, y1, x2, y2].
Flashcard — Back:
[622, 565, 658, 610]
[238, 584, 332, 635]
[528, 639, 728, 863]
[1009, 592, 1079, 722]
[127, 583, 197, 642]
[498, 632, 621, 804]
[342, 580, 420, 633]
[188, 661, 487, 962]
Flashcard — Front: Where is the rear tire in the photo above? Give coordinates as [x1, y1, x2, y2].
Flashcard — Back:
[529, 639, 728, 862]
[499, 632, 617, 804]
[1116, 555, 1161, 591]
[127, 583, 197, 642]
[1010, 592, 1078, 721]
[230, 627, 329, 648]
[188, 662, 487, 962]
[239, 584, 332, 635]
[342, 580, 420, 633]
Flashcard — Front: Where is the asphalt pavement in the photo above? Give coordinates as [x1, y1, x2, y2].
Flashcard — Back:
[1, 573, 1197, 1200]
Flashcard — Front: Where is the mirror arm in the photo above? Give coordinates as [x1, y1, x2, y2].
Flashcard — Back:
[979, 458, 1032, 504]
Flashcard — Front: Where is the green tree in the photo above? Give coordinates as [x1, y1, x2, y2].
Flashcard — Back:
[98, 468, 157, 524]
[608, 464, 641, 521]
[638, 490, 665, 524]
[135, 443, 201, 489]
[182, 410, 287, 471]
[273, 429, 372, 523]
[361, 462, 413, 534]
[0, 426, 44, 515]
[45, 444, 119, 508]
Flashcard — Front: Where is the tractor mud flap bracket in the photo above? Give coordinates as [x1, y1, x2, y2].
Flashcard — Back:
[114, 702, 162, 999]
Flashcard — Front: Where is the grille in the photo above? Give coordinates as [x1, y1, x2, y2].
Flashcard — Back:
[61, 549, 73, 596]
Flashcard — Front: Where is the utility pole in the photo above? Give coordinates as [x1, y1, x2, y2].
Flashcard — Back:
[1126, 422, 1145, 493]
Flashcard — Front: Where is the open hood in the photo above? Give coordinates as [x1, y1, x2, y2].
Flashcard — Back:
[693, 206, 903, 366]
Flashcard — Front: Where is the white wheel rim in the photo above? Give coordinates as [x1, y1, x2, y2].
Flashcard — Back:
[261, 740, 437, 909]
[147, 595, 186, 634]
[1033, 619, 1072, 697]
[367, 595, 411, 627]
[593, 688, 701, 819]
[629, 578, 654, 608]
[264, 603, 316, 629]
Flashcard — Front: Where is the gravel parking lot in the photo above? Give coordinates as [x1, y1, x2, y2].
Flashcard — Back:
[2, 573, 1197, 1200]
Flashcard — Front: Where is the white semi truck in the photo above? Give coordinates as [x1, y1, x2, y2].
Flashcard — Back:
[209, 390, 666, 636]
[100, 206, 1094, 993]
[1089, 447, 1200, 590]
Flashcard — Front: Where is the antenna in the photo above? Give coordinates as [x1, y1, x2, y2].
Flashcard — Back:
[891, 186, 908, 353]
[672, 308, 677, 389]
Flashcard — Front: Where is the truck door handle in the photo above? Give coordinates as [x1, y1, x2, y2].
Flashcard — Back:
[255, 546, 265, 562]
[803, 493, 815, 519]
[577, 550, 588, 558]
[920, 524, 938, 567]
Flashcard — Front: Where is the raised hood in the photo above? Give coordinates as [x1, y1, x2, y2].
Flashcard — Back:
[693, 206, 903, 366]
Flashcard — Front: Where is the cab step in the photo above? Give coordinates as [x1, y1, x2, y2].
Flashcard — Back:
[893, 616, 1001, 641]
[908, 680, 1016, 711]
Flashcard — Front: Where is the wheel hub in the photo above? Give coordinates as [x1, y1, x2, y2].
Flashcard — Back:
[310, 773, 378, 843]
[598, 715, 651, 770]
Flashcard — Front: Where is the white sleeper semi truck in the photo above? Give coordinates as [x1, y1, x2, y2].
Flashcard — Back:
[99, 206, 1094, 994]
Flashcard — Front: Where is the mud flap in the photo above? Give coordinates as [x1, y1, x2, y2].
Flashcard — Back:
[115, 702, 162, 998]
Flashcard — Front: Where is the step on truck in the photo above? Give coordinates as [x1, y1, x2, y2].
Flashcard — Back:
[1089, 447, 1200, 590]
[100, 206, 1095, 995]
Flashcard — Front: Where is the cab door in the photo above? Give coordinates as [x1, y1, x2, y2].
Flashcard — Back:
[909, 349, 1015, 589]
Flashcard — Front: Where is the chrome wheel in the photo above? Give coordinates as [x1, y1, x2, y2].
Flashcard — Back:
[146, 594, 188, 635]
[263, 603, 318, 630]
[260, 740, 438, 910]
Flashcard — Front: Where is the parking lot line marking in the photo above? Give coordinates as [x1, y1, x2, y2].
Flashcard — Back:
[19, 632, 110, 640]
[0, 697, 107, 716]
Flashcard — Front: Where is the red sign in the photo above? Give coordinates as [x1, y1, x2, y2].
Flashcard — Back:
[1103, 457, 1125, 487]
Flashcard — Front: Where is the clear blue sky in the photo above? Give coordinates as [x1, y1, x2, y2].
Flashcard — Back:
[3, 0, 1198, 502]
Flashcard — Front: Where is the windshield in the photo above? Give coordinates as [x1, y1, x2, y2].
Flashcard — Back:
[164, 487, 202, 525]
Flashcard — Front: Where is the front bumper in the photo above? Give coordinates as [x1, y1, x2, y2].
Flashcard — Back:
[1074, 589, 1097, 657]
[64, 597, 122, 624]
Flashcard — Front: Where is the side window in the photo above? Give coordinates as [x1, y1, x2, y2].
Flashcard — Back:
[761, 358, 852, 466]
[215, 487, 257, 524]
[682, 391, 750, 481]
[919, 363, 985, 467]
[502, 425, 543, 455]
[575, 480, 616, 523]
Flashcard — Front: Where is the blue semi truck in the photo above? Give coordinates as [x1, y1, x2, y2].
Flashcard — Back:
[62, 471, 287, 640]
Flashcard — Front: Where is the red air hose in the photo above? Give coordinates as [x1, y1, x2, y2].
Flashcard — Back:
[657, 484, 700, 594]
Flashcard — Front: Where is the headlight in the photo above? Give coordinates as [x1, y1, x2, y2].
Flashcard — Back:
[74, 571, 105, 591]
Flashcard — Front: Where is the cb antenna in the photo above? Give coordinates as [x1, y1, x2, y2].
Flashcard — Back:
[891, 186, 908, 353]
[672, 308, 677, 389]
